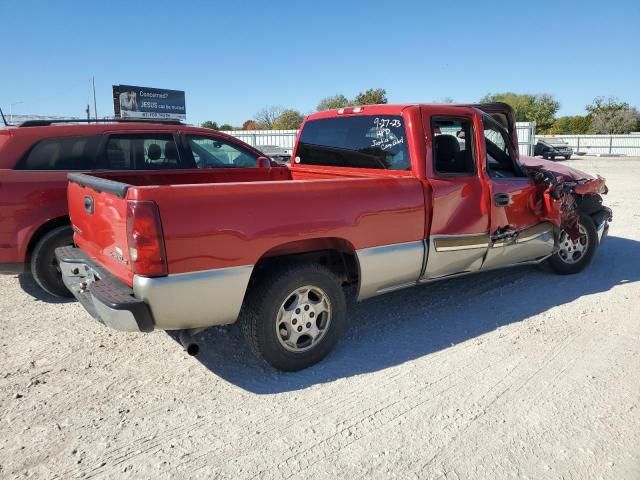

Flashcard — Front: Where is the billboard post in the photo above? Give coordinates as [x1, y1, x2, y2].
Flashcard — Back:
[113, 85, 186, 120]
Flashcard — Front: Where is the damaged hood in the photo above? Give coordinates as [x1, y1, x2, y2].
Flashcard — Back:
[519, 155, 593, 180]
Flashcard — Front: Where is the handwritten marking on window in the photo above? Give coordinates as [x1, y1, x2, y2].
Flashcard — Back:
[372, 117, 404, 150]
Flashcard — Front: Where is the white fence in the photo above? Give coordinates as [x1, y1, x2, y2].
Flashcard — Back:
[226, 123, 538, 156]
[516, 122, 536, 156]
[537, 134, 640, 156]
[225, 129, 298, 153]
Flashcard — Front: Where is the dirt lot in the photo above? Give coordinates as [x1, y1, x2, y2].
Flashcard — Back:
[1, 156, 639, 479]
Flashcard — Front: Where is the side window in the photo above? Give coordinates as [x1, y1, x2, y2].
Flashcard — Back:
[16, 136, 100, 170]
[103, 134, 184, 170]
[296, 116, 410, 170]
[186, 136, 258, 168]
[431, 118, 475, 175]
[483, 116, 519, 178]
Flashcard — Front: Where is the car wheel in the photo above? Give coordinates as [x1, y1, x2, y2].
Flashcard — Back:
[550, 154, 556, 161]
[548, 214, 597, 275]
[30, 225, 75, 297]
[565, 155, 572, 160]
[240, 264, 347, 371]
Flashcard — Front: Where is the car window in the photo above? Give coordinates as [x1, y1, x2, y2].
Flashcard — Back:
[296, 115, 410, 170]
[186, 136, 258, 168]
[483, 115, 520, 178]
[431, 118, 475, 175]
[102, 134, 185, 169]
[16, 136, 100, 170]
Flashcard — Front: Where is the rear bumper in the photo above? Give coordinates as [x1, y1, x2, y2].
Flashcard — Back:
[55, 246, 254, 333]
[55, 246, 154, 332]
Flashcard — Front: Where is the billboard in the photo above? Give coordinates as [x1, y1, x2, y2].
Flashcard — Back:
[113, 85, 186, 120]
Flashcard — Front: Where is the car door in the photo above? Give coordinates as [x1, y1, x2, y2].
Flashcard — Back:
[480, 115, 555, 270]
[421, 107, 490, 279]
[5, 135, 100, 261]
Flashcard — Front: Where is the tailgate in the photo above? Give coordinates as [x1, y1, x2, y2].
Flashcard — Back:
[68, 173, 134, 285]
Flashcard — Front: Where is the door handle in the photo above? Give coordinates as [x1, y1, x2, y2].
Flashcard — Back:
[494, 193, 510, 207]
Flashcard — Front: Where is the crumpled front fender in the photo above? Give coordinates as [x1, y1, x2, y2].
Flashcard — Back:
[528, 168, 609, 241]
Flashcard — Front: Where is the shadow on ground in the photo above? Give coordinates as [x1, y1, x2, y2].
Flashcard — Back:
[18, 273, 75, 304]
[167, 235, 634, 393]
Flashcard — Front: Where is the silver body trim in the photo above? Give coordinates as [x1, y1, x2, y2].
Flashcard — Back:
[356, 241, 425, 301]
[133, 265, 254, 330]
[424, 233, 488, 279]
[482, 222, 555, 271]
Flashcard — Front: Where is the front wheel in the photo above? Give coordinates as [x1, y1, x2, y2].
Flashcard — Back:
[548, 214, 597, 275]
[240, 264, 347, 371]
[565, 155, 572, 160]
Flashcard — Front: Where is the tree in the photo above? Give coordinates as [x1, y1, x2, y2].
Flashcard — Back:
[547, 115, 592, 134]
[480, 92, 560, 131]
[219, 124, 234, 131]
[272, 109, 304, 130]
[353, 88, 387, 106]
[254, 106, 284, 129]
[242, 120, 257, 130]
[586, 97, 639, 134]
[317, 94, 350, 111]
[201, 120, 219, 130]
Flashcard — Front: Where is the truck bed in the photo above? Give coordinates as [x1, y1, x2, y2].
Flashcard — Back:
[68, 167, 426, 286]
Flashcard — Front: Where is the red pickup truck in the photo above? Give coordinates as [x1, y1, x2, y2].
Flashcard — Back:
[56, 103, 611, 371]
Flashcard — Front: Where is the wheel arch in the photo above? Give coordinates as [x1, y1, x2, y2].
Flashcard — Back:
[248, 237, 361, 297]
[25, 216, 71, 262]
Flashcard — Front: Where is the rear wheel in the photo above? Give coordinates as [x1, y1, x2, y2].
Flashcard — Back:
[30, 226, 74, 297]
[565, 155, 572, 160]
[240, 264, 347, 371]
[548, 214, 597, 275]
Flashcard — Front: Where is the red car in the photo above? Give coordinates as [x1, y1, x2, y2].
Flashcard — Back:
[0, 119, 270, 297]
[56, 103, 611, 371]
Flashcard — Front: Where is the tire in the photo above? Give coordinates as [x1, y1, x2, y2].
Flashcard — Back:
[240, 264, 347, 371]
[565, 155, 572, 160]
[548, 214, 598, 275]
[30, 226, 74, 297]
[550, 154, 556, 161]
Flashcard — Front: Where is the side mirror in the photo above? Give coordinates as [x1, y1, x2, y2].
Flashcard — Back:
[256, 156, 272, 168]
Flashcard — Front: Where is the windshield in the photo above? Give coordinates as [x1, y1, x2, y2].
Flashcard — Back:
[545, 139, 568, 146]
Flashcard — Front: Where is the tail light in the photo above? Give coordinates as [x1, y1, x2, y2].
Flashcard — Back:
[126, 200, 168, 277]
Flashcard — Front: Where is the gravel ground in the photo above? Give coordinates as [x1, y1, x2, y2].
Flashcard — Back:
[1, 157, 639, 479]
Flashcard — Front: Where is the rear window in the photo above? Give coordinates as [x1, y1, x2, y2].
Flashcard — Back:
[16, 136, 100, 170]
[296, 115, 410, 170]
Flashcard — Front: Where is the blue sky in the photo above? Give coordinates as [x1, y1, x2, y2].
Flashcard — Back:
[1, 0, 638, 126]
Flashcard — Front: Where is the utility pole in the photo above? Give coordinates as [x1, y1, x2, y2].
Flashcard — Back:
[92, 76, 98, 120]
